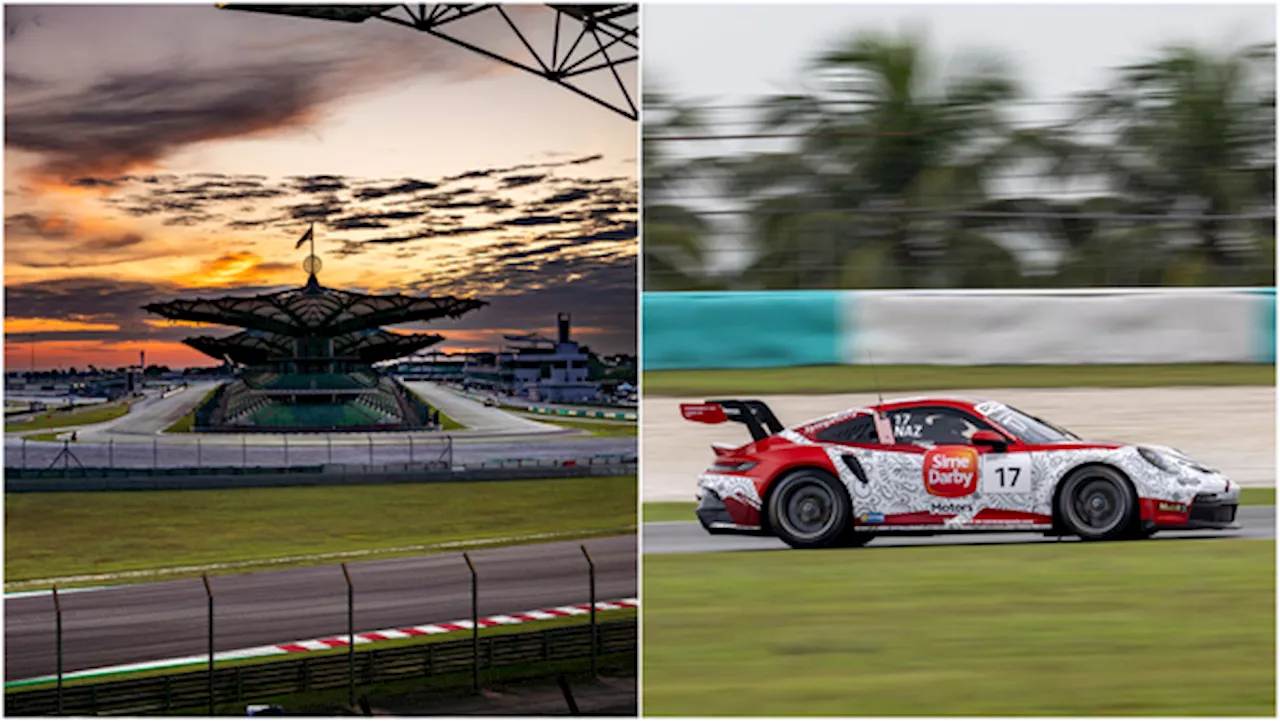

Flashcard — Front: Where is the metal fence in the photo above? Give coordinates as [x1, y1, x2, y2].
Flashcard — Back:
[6, 546, 633, 715]
[5, 621, 637, 716]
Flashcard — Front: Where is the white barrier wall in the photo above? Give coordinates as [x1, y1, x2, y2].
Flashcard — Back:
[844, 289, 1267, 365]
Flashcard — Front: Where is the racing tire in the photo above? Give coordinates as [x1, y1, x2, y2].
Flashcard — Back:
[767, 469, 851, 549]
[1056, 466, 1139, 541]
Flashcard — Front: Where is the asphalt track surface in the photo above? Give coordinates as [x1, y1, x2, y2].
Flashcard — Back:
[643, 505, 1275, 554]
[4, 535, 636, 681]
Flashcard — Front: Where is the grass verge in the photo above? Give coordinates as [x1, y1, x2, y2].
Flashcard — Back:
[5, 476, 636, 588]
[164, 387, 217, 433]
[518, 414, 637, 438]
[5, 401, 131, 432]
[643, 539, 1274, 716]
[646, 488, 1274, 523]
[644, 363, 1275, 396]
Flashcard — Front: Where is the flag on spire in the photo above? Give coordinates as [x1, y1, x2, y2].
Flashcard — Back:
[295, 223, 314, 249]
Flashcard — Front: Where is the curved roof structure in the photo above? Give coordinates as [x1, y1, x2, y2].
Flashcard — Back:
[144, 277, 486, 337]
[185, 328, 446, 365]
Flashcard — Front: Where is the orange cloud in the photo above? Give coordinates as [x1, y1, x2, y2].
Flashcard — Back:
[6, 317, 121, 334]
[174, 251, 294, 287]
[4, 340, 210, 370]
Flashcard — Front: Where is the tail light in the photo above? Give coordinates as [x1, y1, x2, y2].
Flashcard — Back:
[710, 460, 757, 473]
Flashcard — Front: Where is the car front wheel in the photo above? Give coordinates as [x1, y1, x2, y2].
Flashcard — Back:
[1056, 466, 1138, 541]
[767, 469, 851, 549]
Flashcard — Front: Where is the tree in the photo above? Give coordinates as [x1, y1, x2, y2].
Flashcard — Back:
[726, 29, 1033, 288]
[1069, 41, 1275, 284]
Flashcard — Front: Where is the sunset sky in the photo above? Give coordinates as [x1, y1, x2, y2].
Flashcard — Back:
[4, 4, 637, 371]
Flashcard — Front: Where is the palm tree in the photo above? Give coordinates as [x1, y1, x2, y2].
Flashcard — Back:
[726, 29, 1033, 288]
[642, 88, 724, 290]
[1069, 41, 1275, 285]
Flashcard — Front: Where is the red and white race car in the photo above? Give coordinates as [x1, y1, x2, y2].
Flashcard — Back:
[682, 397, 1241, 549]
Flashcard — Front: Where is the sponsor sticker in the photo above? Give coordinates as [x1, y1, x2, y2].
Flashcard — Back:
[929, 501, 972, 515]
[923, 446, 978, 497]
[1157, 501, 1188, 513]
[858, 511, 886, 525]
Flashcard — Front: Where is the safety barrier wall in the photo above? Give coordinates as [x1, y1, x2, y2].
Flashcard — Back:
[643, 288, 1276, 370]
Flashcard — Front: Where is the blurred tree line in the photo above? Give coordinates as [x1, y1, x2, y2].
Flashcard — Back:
[644, 31, 1276, 290]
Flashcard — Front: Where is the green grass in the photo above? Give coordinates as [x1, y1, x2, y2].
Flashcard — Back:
[164, 388, 218, 433]
[644, 363, 1275, 396]
[643, 540, 1275, 716]
[646, 488, 1274, 523]
[519, 414, 638, 438]
[22, 431, 66, 442]
[5, 402, 131, 432]
[4, 476, 636, 588]
[439, 410, 464, 430]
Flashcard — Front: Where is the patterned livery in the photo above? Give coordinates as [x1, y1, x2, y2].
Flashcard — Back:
[683, 397, 1240, 549]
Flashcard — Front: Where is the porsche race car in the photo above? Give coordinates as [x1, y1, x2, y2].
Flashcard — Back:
[682, 396, 1240, 549]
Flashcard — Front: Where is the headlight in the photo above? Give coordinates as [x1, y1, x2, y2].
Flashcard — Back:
[1137, 447, 1176, 473]
[710, 460, 757, 473]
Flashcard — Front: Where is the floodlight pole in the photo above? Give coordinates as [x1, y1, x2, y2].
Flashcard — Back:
[581, 545, 597, 678]
[464, 552, 479, 693]
[53, 584, 63, 714]
[342, 563, 355, 708]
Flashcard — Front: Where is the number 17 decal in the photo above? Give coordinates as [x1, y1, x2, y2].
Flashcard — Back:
[981, 453, 1033, 494]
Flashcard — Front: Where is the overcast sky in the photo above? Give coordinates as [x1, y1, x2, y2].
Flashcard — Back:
[5, 5, 637, 370]
[645, 3, 1275, 114]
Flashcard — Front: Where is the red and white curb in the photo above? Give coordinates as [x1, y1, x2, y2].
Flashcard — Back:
[274, 598, 637, 653]
[8, 598, 638, 686]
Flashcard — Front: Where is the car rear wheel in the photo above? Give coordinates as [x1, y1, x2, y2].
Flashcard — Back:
[767, 469, 850, 549]
[1056, 466, 1138, 541]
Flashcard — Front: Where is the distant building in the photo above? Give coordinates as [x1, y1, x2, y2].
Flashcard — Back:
[461, 313, 599, 404]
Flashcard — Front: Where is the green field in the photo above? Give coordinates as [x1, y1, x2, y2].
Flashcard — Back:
[644, 363, 1275, 396]
[645, 488, 1274, 523]
[5, 402, 132, 432]
[5, 476, 636, 588]
[644, 540, 1275, 716]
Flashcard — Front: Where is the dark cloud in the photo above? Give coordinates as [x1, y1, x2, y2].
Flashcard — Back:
[288, 200, 345, 220]
[505, 215, 574, 227]
[353, 179, 439, 200]
[293, 175, 348, 193]
[499, 174, 547, 189]
[6, 57, 339, 179]
[539, 188, 592, 205]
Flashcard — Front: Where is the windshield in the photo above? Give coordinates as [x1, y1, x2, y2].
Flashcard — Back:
[981, 404, 1079, 444]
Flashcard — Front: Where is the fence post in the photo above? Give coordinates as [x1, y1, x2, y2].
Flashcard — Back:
[22, 437, 27, 470]
[368, 435, 374, 465]
[409, 436, 414, 464]
[242, 436, 247, 468]
[464, 552, 479, 694]
[284, 434, 289, 466]
[153, 437, 158, 469]
[327, 434, 333, 465]
[197, 437, 202, 468]
[342, 563, 355, 708]
[203, 573, 215, 715]
[53, 584, 63, 715]
[581, 545, 597, 678]
[108, 439, 114, 470]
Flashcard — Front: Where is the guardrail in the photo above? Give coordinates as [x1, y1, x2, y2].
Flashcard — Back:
[4, 456, 638, 492]
[4, 620, 636, 716]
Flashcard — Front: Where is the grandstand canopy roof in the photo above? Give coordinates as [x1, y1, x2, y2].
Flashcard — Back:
[144, 277, 486, 337]
[185, 328, 446, 365]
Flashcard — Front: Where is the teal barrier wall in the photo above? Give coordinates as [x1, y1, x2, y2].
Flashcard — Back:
[644, 289, 1276, 371]
[642, 291, 842, 370]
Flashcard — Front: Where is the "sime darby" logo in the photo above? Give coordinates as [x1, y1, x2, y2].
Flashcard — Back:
[923, 446, 978, 497]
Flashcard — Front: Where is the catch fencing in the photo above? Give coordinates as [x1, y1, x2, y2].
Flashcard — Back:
[642, 287, 1277, 370]
[5, 545, 635, 715]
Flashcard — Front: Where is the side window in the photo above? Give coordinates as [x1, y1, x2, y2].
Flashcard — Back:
[814, 415, 877, 443]
[887, 408, 990, 446]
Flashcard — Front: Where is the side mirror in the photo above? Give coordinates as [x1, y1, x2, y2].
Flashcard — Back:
[971, 429, 1008, 451]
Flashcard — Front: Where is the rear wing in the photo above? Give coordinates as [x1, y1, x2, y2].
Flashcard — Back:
[680, 399, 785, 442]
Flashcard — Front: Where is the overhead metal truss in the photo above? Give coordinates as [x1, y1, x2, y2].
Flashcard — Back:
[186, 329, 446, 365]
[220, 4, 638, 120]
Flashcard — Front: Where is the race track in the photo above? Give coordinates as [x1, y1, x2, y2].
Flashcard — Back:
[5, 535, 636, 681]
[643, 505, 1274, 555]
[6, 381, 635, 469]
